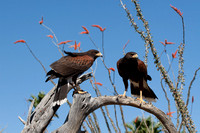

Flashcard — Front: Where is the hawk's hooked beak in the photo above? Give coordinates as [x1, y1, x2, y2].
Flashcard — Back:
[96, 52, 103, 57]
[132, 54, 138, 58]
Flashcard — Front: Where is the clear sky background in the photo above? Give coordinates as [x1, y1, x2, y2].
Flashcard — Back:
[1, 0, 200, 132]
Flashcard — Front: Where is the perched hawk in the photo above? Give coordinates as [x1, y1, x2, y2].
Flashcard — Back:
[46, 49, 102, 105]
[117, 52, 157, 103]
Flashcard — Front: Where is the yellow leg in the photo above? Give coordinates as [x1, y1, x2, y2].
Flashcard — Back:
[119, 90, 127, 97]
[137, 90, 145, 103]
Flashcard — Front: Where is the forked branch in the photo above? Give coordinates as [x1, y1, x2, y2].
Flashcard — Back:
[21, 73, 92, 133]
[53, 93, 177, 133]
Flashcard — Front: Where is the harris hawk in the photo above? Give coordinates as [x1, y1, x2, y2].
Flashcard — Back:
[46, 49, 102, 104]
[117, 52, 157, 103]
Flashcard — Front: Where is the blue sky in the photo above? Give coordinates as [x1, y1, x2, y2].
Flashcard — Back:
[1, 0, 200, 132]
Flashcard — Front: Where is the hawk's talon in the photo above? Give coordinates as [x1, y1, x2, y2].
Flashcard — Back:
[118, 91, 127, 98]
[137, 97, 145, 104]
[72, 90, 87, 96]
[78, 90, 87, 94]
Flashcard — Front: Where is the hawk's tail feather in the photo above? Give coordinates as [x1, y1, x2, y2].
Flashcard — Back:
[53, 78, 72, 106]
[131, 83, 158, 102]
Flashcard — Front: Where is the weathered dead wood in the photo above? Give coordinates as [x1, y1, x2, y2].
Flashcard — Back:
[21, 72, 177, 133]
[53, 93, 177, 133]
[21, 73, 92, 133]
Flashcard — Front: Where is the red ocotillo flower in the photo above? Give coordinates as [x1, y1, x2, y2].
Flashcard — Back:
[109, 67, 115, 72]
[172, 49, 178, 58]
[74, 41, 77, 50]
[134, 117, 139, 123]
[92, 24, 106, 32]
[165, 39, 175, 45]
[192, 96, 194, 103]
[69, 41, 81, 50]
[160, 41, 166, 46]
[39, 16, 43, 24]
[14, 39, 26, 44]
[80, 26, 89, 34]
[94, 82, 103, 86]
[166, 42, 175, 45]
[58, 40, 73, 45]
[170, 5, 183, 17]
[47, 35, 53, 39]
[77, 42, 81, 48]
[166, 111, 175, 117]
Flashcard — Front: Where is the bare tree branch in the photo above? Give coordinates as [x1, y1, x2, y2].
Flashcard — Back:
[18, 116, 26, 125]
[53, 93, 177, 133]
[26, 98, 35, 126]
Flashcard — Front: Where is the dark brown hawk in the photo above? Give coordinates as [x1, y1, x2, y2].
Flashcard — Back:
[117, 52, 157, 103]
[46, 49, 102, 104]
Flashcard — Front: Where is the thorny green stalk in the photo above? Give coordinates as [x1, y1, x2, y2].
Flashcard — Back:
[176, 16, 187, 133]
[177, 17, 185, 92]
[82, 123, 88, 133]
[135, 0, 196, 132]
[88, 34, 99, 50]
[24, 42, 47, 74]
[88, 27, 127, 132]
[133, 0, 152, 66]
[120, 0, 145, 39]
[88, 114, 98, 133]
[186, 67, 200, 106]
[114, 105, 121, 133]
[177, 43, 185, 92]
[104, 105, 118, 133]
[89, 71, 111, 132]
[161, 79, 171, 118]
[100, 60, 122, 133]
[120, 0, 196, 132]
[166, 51, 176, 85]
[100, 57, 128, 132]
[90, 70, 117, 133]
[41, 24, 64, 56]
[87, 116, 96, 133]
[179, 67, 200, 132]
[132, 0, 150, 66]
[24, 42, 56, 86]
[144, 42, 150, 66]
[123, 40, 130, 56]
[84, 119, 94, 133]
[92, 112, 101, 133]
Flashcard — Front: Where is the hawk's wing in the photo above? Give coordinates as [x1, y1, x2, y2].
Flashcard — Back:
[137, 59, 151, 80]
[50, 55, 94, 77]
[117, 58, 128, 78]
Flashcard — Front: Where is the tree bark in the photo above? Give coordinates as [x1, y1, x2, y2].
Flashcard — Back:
[53, 93, 177, 133]
[21, 73, 92, 133]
